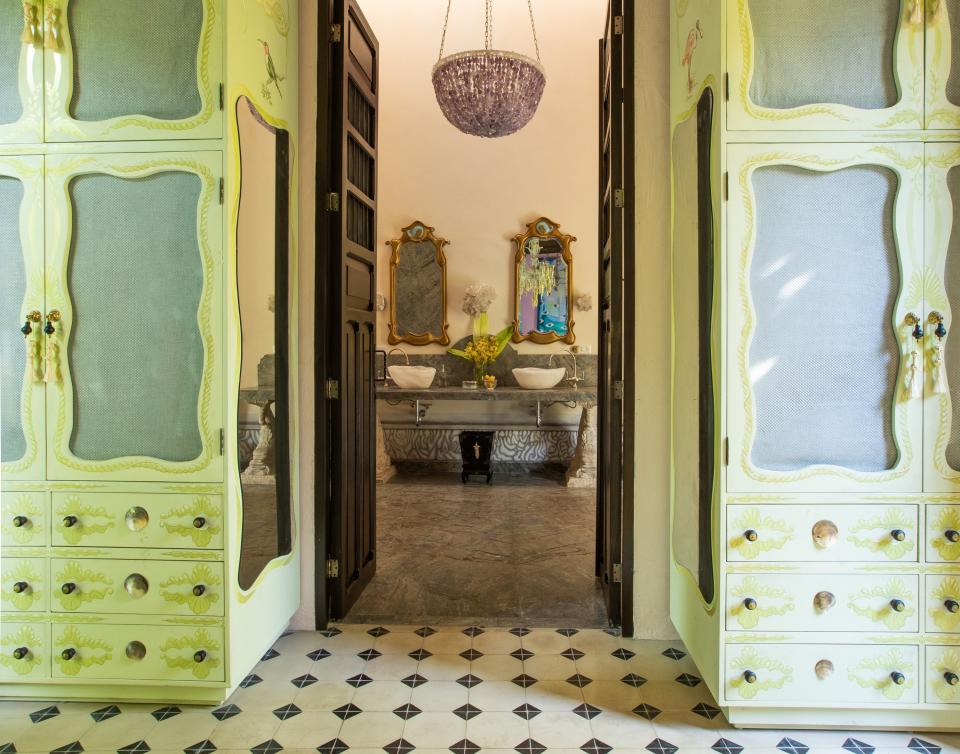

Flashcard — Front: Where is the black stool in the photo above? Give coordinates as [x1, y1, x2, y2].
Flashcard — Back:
[460, 430, 495, 483]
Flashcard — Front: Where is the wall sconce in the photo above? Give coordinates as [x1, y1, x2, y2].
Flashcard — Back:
[574, 292, 593, 312]
[376, 293, 387, 312]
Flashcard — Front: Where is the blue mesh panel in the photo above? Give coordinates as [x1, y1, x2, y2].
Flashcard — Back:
[0, 3, 24, 125]
[0, 176, 26, 462]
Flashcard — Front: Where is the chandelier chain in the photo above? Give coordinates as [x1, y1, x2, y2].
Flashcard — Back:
[485, 0, 492, 50]
[438, 0, 541, 65]
[438, 0, 452, 61]
[527, 0, 541, 63]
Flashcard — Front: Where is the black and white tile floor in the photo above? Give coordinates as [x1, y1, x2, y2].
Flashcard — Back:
[2, 625, 958, 754]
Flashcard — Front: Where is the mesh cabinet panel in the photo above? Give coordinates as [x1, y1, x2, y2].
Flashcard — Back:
[749, 165, 899, 473]
[0, 4, 23, 126]
[67, 172, 204, 462]
[0, 177, 26, 463]
[748, 0, 898, 110]
[949, 0, 960, 106]
[68, 0, 203, 122]
[944, 167, 960, 469]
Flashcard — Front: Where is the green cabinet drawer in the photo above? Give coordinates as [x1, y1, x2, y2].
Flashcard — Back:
[927, 506, 960, 563]
[1, 557, 48, 612]
[52, 623, 224, 683]
[51, 559, 224, 617]
[51, 492, 223, 549]
[1, 491, 48, 547]
[926, 575, 960, 633]
[0, 622, 49, 681]
[927, 645, 960, 704]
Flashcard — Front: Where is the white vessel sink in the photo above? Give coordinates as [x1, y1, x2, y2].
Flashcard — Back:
[512, 367, 566, 390]
[388, 365, 437, 389]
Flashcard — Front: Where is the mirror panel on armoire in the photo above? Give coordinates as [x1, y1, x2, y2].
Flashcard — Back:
[943, 166, 960, 469]
[0, 175, 27, 464]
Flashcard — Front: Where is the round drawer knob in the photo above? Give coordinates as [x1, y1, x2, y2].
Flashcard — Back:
[61, 582, 77, 594]
[890, 671, 906, 686]
[12, 581, 29, 594]
[945, 599, 960, 614]
[812, 520, 839, 549]
[124, 573, 149, 598]
[813, 591, 837, 612]
[744, 529, 758, 542]
[192, 584, 206, 597]
[124, 506, 149, 532]
[12, 647, 29, 660]
[815, 659, 834, 680]
[125, 641, 146, 661]
[193, 516, 206, 529]
[890, 599, 906, 613]
[946, 529, 960, 543]
[12, 515, 28, 528]
[742, 597, 757, 611]
[890, 529, 906, 542]
[742, 670, 757, 684]
[193, 650, 207, 663]
[61, 648, 76, 661]
[62, 515, 78, 528]
[945, 671, 960, 687]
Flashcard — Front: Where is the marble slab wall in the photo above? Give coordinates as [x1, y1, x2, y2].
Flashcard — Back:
[383, 427, 578, 463]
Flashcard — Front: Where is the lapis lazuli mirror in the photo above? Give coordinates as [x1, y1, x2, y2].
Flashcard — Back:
[513, 217, 576, 344]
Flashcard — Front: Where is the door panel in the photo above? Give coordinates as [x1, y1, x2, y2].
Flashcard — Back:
[727, 143, 924, 493]
[44, 152, 223, 482]
[327, 0, 378, 619]
[727, 0, 924, 131]
[0, 156, 45, 481]
[926, 0, 960, 128]
[44, 0, 223, 142]
[923, 144, 960, 491]
[0, 3, 42, 143]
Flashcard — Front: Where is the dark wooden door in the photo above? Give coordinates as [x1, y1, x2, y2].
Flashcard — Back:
[324, 0, 379, 619]
[597, 0, 634, 632]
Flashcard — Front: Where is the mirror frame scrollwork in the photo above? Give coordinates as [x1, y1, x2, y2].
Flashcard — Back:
[387, 220, 450, 346]
[512, 216, 576, 345]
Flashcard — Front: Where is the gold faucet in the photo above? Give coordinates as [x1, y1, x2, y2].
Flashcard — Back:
[387, 347, 409, 365]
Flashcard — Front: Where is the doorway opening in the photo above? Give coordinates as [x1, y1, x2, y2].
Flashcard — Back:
[315, 0, 634, 634]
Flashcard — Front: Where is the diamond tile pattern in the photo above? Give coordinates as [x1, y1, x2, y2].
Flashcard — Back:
[1, 626, 953, 754]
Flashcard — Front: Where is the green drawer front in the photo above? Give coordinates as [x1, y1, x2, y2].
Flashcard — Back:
[1, 491, 48, 547]
[927, 505, 960, 563]
[0, 622, 49, 681]
[51, 492, 223, 549]
[1, 557, 48, 612]
[51, 559, 224, 617]
[927, 645, 960, 704]
[52, 623, 224, 682]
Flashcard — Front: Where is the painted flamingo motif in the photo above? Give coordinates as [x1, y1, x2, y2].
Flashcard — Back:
[682, 20, 703, 93]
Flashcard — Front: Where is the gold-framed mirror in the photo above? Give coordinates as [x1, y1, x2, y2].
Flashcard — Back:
[387, 220, 450, 346]
[513, 217, 575, 344]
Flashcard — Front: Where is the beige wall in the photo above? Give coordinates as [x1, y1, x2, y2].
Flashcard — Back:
[363, 0, 605, 353]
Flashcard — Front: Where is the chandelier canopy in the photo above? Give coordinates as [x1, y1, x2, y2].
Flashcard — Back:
[432, 0, 546, 139]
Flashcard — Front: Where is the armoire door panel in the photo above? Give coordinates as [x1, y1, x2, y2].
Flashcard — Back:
[44, 152, 223, 482]
[923, 144, 960, 491]
[926, 0, 960, 129]
[727, 143, 924, 493]
[727, 0, 925, 131]
[0, 156, 45, 482]
[44, 0, 223, 142]
[0, 3, 42, 144]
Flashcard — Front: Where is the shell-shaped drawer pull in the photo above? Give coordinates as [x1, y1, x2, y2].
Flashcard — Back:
[124, 573, 148, 598]
[742, 670, 757, 684]
[945, 599, 960, 614]
[12, 515, 29, 528]
[125, 506, 149, 532]
[811, 520, 839, 549]
[946, 529, 960, 543]
[60, 647, 76, 661]
[192, 516, 206, 529]
[743, 529, 758, 542]
[813, 591, 836, 612]
[125, 641, 146, 661]
[742, 597, 757, 611]
[192, 584, 206, 597]
[62, 515, 78, 528]
[945, 671, 960, 687]
[815, 659, 834, 680]
[12, 581, 30, 594]
[889, 598, 906, 613]
[193, 649, 207, 664]
[61, 582, 77, 594]
[890, 529, 907, 542]
[12, 646, 30, 660]
[890, 671, 906, 686]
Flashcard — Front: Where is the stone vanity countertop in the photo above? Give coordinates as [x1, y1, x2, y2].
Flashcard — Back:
[376, 385, 598, 403]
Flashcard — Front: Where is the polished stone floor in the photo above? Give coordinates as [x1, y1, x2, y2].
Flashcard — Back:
[2, 625, 957, 754]
[344, 473, 607, 627]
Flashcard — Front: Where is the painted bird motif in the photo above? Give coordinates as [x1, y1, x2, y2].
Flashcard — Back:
[259, 38, 284, 100]
[681, 20, 703, 93]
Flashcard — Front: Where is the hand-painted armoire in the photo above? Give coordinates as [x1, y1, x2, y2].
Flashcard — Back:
[0, 1, 300, 703]
[671, 0, 960, 730]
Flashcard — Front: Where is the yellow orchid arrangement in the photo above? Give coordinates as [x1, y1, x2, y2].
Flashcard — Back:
[448, 324, 514, 382]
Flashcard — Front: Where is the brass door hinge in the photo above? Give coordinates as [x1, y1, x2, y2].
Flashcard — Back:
[612, 563, 623, 583]
[722, 437, 730, 466]
[218, 83, 224, 110]
[326, 559, 340, 578]
[614, 188, 625, 208]
[326, 379, 340, 400]
[724, 72, 730, 101]
[330, 23, 342, 43]
[219, 177, 225, 205]
[613, 15, 624, 35]
[723, 172, 729, 201]
[219, 428, 224, 455]
[327, 192, 340, 212]
[613, 380, 624, 400]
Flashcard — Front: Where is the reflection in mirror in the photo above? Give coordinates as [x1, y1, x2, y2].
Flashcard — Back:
[671, 88, 715, 604]
[388, 221, 450, 346]
[513, 218, 575, 344]
[237, 96, 292, 590]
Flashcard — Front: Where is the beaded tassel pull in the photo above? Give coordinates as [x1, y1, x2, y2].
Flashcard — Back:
[44, 6, 62, 52]
[21, 3, 42, 49]
[904, 349, 923, 400]
[931, 315, 949, 395]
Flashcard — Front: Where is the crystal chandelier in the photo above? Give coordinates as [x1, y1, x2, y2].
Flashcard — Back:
[432, 0, 546, 139]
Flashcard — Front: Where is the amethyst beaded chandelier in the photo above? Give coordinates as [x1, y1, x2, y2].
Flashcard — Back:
[432, 0, 546, 139]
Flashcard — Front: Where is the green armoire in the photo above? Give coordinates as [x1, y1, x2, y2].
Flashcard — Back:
[671, 0, 960, 730]
[0, 0, 301, 703]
